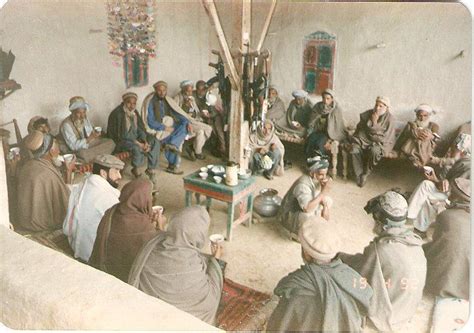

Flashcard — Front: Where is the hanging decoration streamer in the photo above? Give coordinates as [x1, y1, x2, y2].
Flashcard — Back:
[106, 0, 156, 87]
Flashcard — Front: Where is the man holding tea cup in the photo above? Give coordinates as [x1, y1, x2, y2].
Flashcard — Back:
[58, 96, 115, 162]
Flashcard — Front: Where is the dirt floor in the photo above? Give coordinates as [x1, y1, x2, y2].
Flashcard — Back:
[105, 143, 435, 332]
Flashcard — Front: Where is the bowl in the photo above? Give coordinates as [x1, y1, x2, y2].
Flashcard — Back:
[213, 176, 222, 184]
[94, 126, 102, 133]
[209, 233, 225, 244]
[207, 164, 214, 169]
[152, 205, 164, 214]
[211, 165, 225, 176]
[200, 167, 208, 172]
[199, 172, 208, 179]
[63, 154, 75, 163]
[238, 169, 252, 179]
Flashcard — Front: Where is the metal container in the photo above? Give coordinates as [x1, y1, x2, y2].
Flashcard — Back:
[254, 188, 282, 217]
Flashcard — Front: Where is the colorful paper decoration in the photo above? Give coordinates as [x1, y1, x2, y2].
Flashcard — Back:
[106, 0, 156, 87]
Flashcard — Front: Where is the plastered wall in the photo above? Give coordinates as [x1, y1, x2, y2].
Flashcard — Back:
[0, 0, 471, 139]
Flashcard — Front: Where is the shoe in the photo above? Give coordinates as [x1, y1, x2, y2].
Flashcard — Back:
[184, 144, 196, 161]
[131, 167, 142, 178]
[164, 144, 180, 155]
[263, 171, 273, 180]
[357, 174, 368, 187]
[145, 168, 158, 180]
[195, 153, 205, 160]
[413, 228, 427, 239]
[165, 165, 184, 175]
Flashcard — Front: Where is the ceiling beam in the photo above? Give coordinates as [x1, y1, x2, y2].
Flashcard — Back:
[255, 0, 277, 52]
[201, 0, 240, 90]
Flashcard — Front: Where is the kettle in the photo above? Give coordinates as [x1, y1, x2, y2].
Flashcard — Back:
[225, 161, 239, 186]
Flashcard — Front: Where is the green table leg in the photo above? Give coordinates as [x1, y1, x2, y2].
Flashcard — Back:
[195, 193, 201, 205]
[247, 193, 254, 227]
[227, 202, 235, 241]
[206, 197, 212, 212]
[185, 191, 192, 207]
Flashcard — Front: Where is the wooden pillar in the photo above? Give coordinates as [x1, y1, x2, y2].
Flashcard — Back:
[228, 0, 251, 165]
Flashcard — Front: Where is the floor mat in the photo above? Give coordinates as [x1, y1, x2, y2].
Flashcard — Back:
[216, 278, 272, 331]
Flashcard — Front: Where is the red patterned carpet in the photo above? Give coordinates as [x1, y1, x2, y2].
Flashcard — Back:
[216, 278, 272, 331]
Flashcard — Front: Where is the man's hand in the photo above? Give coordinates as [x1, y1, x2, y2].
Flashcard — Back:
[187, 124, 193, 133]
[424, 169, 438, 182]
[87, 130, 100, 143]
[211, 243, 223, 259]
[259, 147, 268, 155]
[320, 177, 332, 193]
[152, 210, 167, 231]
[201, 110, 210, 118]
[440, 179, 449, 193]
[64, 155, 76, 172]
[371, 111, 379, 124]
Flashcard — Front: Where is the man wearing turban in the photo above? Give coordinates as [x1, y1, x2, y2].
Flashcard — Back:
[274, 89, 312, 138]
[267, 218, 373, 331]
[15, 131, 71, 231]
[397, 103, 441, 168]
[57, 96, 115, 162]
[339, 191, 427, 332]
[350, 96, 397, 187]
[277, 154, 332, 236]
[174, 80, 212, 161]
[107, 92, 160, 181]
[141, 81, 190, 175]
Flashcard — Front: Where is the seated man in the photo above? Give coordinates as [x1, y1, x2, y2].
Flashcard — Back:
[305, 89, 346, 160]
[27, 116, 51, 134]
[407, 142, 470, 235]
[193, 80, 226, 157]
[58, 96, 115, 162]
[398, 104, 440, 168]
[249, 120, 284, 180]
[350, 96, 396, 187]
[278, 155, 332, 238]
[128, 206, 223, 325]
[63, 154, 123, 262]
[141, 81, 189, 175]
[263, 85, 287, 126]
[107, 92, 160, 180]
[274, 89, 312, 137]
[267, 218, 373, 332]
[16, 131, 71, 231]
[423, 178, 470, 300]
[339, 191, 427, 332]
[175, 80, 212, 160]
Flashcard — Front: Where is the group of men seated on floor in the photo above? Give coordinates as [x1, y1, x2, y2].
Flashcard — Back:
[268, 146, 470, 331]
[5, 78, 471, 329]
[265, 86, 453, 187]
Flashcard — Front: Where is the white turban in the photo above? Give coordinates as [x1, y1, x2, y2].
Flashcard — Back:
[292, 89, 308, 99]
[376, 96, 391, 109]
[180, 80, 194, 89]
[414, 104, 433, 114]
[299, 218, 341, 261]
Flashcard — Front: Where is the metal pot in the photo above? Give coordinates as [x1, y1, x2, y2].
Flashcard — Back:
[253, 188, 282, 217]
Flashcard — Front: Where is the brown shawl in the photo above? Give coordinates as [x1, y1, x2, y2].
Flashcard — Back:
[89, 179, 157, 282]
[128, 206, 223, 324]
[308, 101, 346, 141]
[398, 121, 439, 166]
[16, 158, 70, 232]
[339, 227, 426, 331]
[353, 109, 397, 155]
[423, 207, 470, 299]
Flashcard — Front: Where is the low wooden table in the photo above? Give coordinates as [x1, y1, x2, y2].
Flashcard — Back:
[183, 172, 256, 241]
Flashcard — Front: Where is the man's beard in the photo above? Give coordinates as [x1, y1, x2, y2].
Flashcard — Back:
[73, 119, 85, 132]
[415, 119, 430, 128]
[52, 156, 63, 167]
[107, 177, 119, 189]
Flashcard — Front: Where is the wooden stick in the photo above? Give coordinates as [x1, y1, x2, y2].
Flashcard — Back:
[201, 0, 240, 90]
[255, 0, 277, 52]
